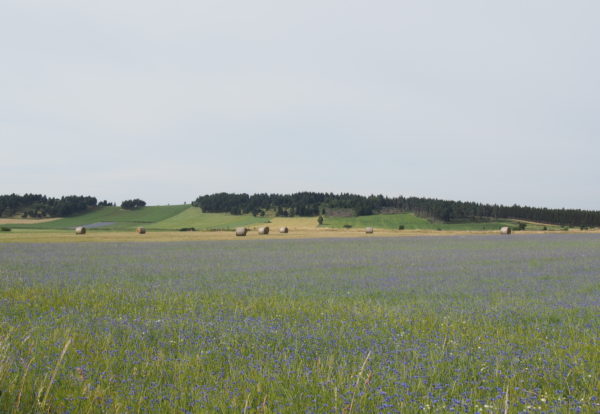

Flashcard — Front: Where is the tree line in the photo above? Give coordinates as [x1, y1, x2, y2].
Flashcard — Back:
[192, 192, 600, 227]
[0, 194, 149, 217]
[0, 194, 99, 218]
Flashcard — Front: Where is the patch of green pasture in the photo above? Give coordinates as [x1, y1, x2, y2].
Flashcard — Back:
[147, 206, 269, 230]
[9, 205, 189, 230]
[321, 213, 558, 231]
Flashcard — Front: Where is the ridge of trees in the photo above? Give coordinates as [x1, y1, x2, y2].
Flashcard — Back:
[0, 194, 99, 218]
[192, 192, 600, 227]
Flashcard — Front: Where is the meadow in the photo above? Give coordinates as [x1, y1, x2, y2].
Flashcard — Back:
[320, 214, 557, 232]
[4, 205, 560, 233]
[0, 235, 598, 413]
[6, 206, 190, 231]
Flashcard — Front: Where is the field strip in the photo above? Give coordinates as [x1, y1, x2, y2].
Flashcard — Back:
[0, 217, 61, 224]
[1, 228, 596, 243]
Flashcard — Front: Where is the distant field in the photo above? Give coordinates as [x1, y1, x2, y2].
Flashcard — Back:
[321, 213, 559, 231]
[147, 207, 268, 230]
[7, 205, 189, 230]
[5, 207, 564, 233]
[0, 217, 59, 225]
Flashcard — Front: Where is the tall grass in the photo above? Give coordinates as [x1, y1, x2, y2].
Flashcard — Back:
[0, 235, 598, 412]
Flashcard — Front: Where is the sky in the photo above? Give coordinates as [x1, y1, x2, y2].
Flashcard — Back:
[1, 1, 599, 209]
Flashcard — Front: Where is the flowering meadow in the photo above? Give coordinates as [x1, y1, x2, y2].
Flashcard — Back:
[0, 235, 599, 413]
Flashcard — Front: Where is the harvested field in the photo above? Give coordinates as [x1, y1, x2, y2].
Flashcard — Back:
[0, 217, 60, 225]
[0, 228, 568, 244]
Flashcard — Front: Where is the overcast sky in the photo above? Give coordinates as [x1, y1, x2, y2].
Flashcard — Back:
[1, 1, 599, 208]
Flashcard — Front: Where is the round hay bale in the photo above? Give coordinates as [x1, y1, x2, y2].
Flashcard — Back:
[75, 226, 86, 235]
[500, 226, 511, 235]
[279, 226, 288, 233]
[235, 227, 247, 236]
[365, 227, 374, 234]
[258, 226, 270, 235]
[136, 227, 146, 234]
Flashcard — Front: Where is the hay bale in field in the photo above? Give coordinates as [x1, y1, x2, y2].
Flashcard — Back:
[500, 226, 511, 235]
[235, 227, 247, 236]
[136, 227, 146, 234]
[279, 226, 288, 233]
[75, 226, 86, 235]
[365, 227, 374, 234]
[258, 226, 270, 235]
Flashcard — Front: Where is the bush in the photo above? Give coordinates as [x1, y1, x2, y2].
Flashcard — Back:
[317, 216, 323, 225]
[343, 224, 352, 229]
[179, 227, 196, 232]
[0, 227, 10, 232]
[398, 225, 405, 230]
[518, 222, 527, 231]
[542, 226, 547, 231]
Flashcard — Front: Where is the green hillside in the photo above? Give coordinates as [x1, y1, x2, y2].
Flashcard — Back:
[321, 213, 556, 231]
[10, 205, 189, 230]
[148, 207, 269, 230]
[7, 206, 560, 232]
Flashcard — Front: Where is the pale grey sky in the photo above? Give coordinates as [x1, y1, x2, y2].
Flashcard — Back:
[1, 1, 599, 208]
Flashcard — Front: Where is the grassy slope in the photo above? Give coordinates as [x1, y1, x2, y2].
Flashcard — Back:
[9, 205, 189, 230]
[320, 213, 558, 231]
[147, 207, 269, 230]
[6, 206, 561, 232]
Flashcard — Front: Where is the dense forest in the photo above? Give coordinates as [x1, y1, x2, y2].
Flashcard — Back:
[192, 192, 600, 227]
[0, 194, 100, 218]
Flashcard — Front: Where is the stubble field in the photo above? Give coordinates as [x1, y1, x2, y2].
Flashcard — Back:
[0, 235, 599, 413]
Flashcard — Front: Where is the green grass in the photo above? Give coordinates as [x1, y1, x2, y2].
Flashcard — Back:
[147, 207, 269, 230]
[0, 236, 598, 412]
[321, 213, 559, 231]
[8, 207, 562, 233]
[9, 205, 189, 231]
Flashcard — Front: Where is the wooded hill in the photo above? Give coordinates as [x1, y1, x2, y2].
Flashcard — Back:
[193, 192, 600, 227]
[4, 192, 599, 228]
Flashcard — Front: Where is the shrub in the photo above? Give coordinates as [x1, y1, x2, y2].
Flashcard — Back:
[0, 227, 10, 232]
[343, 224, 352, 229]
[542, 226, 547, 231]
[179, 227, 196, 232]
[398, 225, 405, 230]
[317, 216, 323, 225]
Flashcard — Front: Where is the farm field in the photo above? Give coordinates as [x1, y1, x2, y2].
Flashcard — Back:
[5, 206, 272, 233]
[0, 235, 599, 413]
[320, 213, 558, 231]
[146, 207, 269, 231]
[6, 205, 190, 231]
[3, 205, 565, 235]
